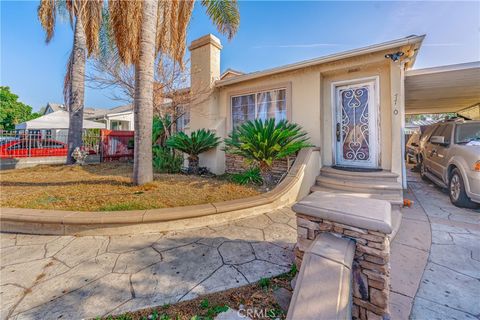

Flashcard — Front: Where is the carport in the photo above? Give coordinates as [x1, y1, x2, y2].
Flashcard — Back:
[405, 61, 480, 117]
[401, 61, 480, 187]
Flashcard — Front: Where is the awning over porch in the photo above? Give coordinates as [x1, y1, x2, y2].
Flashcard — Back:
[405, 62, 480, 116]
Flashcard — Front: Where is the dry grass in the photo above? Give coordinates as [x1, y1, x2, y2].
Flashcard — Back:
[0, 163, 259, 211]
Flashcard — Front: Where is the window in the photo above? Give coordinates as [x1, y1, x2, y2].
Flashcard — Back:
[420, 125, 437, 143]
[8, 140, 29, 150]
[39, 141, 65, 149]
[429, 125, 444, 142]
[440, 124, 453, 144]
[455, 123, 480, 144]
[231, 88, 287, 128]
[430, 124, 453, 145]
[176, 105, 190, 132]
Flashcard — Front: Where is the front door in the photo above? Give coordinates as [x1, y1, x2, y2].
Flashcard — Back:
[334, 79, 379, 168]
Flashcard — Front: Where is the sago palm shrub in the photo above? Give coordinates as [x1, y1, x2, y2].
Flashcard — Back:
[224, 119, 311, 187]
[167, 129, 220, 174]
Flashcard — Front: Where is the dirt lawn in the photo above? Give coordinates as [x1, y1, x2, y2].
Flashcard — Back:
[0, 163, 259, 211]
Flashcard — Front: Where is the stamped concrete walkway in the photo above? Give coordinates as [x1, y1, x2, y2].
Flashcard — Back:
[1, 208, 297, 320]
[2, 173, 479, 320]
[389, 170, 480, 320]
[408, 172, 480, 320]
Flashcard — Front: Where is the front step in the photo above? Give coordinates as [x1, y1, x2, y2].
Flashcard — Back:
[310, 185, 403, 206]
[320, 167, 399, 183]
[315, 175, 403, 196]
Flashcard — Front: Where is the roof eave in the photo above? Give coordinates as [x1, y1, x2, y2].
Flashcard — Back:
[215, 35, 426, 87]
[406, 61, 480, 76]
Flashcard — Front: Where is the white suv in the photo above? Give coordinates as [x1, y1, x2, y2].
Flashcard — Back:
[419, 119, 480, 208]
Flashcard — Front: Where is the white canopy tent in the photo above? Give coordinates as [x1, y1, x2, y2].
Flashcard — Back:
[15, 110, 106, 130]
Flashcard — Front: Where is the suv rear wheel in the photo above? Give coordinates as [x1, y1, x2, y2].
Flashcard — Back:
[449, 168, 477, 208]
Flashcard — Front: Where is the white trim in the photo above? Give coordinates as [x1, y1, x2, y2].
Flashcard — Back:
[406, 61, 480, 76]
[331, 76, 381, 169]
[216, 35, 425, 87]
[230, 86, 288, 129]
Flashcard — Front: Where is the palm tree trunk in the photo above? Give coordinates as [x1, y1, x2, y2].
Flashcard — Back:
[133, 0, 158, 185]
[66, 18, 87, 164]
[259, 163, 275, 188]
[188, 155, 199, 174]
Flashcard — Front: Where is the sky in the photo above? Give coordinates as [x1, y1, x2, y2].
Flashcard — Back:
[1, 1, 479, 112]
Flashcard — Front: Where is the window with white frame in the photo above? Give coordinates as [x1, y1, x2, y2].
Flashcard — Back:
[175, 105, 190, 132]
[231, 88, 286, 128]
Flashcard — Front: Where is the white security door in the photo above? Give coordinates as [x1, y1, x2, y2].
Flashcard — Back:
[334, 79, 379, 168]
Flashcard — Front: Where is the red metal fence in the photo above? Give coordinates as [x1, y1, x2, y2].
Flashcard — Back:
[0, 129, 134, 162]
[0, 130, 100, 159]
[100, 130, 134, 162]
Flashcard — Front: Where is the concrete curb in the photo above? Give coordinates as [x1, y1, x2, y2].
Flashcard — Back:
[1, 147, 321, 236]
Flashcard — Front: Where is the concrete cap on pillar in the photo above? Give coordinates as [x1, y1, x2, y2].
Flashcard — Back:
[188, 34, 223, 51]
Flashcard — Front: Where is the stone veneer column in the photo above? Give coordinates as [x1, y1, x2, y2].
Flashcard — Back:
[295, 213, 391, 320]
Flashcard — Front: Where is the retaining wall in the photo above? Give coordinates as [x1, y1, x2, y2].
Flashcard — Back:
[1, 148, 321, 236]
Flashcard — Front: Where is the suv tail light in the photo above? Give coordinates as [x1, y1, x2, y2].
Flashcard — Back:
[474, 161, 480, 172]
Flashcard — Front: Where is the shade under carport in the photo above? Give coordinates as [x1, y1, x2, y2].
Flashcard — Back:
[15, 110, 106, 130]
[405, 62, 480, 115]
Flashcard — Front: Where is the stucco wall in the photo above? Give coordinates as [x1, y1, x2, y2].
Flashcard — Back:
[216, 51, 398, 173]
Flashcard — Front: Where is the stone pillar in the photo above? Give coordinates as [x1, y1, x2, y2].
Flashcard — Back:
[295, 214, 391, 320]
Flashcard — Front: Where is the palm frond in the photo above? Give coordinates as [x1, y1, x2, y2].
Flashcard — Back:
[224, 119, 312, 170]
[108, 0, 142, 65]
[80, 0, 103, 57]
[38, 0, 57, 43]
[63, 49, 74, 108]
[200, 0, 240, 40]
[167, 129, 220, 157]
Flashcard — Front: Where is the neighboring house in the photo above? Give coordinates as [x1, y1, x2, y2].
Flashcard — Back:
[220, 68, 245, 80]
[42, 103, 135, 131]
[186, 34, 480, 188]
[86, 105, 134, 130]
[43, 102, 66, 114]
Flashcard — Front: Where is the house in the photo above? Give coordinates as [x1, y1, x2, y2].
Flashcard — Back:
[42, 103, 135, 131]
[85, 105, 134, 130]
[187, 34, 424, 189]
[186, 34, 480, 191]
[43, 100, 191, 132]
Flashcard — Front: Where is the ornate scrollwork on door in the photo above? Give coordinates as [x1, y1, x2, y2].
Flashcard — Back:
[340, 86, 371, 161]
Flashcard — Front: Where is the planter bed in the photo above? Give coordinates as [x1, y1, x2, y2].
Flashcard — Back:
[0, 163, 259, 211]
[0, 148, 321, 235]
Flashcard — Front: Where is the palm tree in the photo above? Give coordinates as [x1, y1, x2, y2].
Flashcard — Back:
[108, 0, 240, 185]
[38, 0, 104, 164]
[167, 129, 220, 174]
[224, 119, 312, 187]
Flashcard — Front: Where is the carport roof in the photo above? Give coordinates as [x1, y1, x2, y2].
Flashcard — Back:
[405, 61, 480, 114]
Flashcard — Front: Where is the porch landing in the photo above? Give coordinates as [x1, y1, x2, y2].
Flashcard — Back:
[312, 167, 403, 206]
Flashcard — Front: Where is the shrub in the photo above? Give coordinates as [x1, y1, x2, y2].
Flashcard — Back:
[152, 146, 183, 173]
[166, 129, 220, 174]
[224, 119, 311, 187]
[231, 167, 262, 185]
